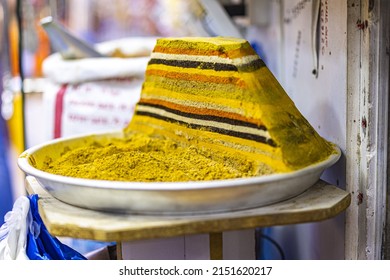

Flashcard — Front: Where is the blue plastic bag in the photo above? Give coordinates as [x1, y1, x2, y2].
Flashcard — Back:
[26, 194, 86, 260]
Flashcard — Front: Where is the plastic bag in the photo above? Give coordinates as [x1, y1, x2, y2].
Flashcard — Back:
[26, 194, 86, 260]
[0, 196, 30, 260]
[0, 194, 86, 260]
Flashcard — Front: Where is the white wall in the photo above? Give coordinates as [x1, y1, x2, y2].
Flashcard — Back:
[247, 0, 347, 259]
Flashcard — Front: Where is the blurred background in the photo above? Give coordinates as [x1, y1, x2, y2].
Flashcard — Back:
[1, 0, 349, 259]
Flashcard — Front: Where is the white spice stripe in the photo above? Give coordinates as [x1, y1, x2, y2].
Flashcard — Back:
[150, 52, 260, 67]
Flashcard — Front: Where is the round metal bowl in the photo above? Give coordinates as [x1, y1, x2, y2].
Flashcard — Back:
[18, 130, 341, 215]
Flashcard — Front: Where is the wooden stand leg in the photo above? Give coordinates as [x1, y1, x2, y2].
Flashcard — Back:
[116, 242, 123, 260]
[209, 232, 223, 260]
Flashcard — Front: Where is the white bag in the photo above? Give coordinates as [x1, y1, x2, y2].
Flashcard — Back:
[41, 37, 157, 140]
[0, 196, 30, 260]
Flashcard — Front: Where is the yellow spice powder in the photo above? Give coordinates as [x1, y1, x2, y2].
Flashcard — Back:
[41, 133, 265, 182]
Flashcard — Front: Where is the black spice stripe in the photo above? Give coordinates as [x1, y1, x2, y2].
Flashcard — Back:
[135, 111, 277, 147]
[240, 59, 266, 72]
[137, 102, 267, 131]
[148, 58, 265, 72]
[149, 59, 237, 71]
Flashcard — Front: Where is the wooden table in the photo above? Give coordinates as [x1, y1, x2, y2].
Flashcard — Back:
[25, 176, 351, 259]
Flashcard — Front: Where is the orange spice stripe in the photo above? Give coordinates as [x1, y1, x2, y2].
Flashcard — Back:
[153, 46, 257, 59]
[139, 98, 265, 127]
[145, 69, 246, 88]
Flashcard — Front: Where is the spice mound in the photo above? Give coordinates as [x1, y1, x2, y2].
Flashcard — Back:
[41, 133, 270, 182]
[126, 37, 335, 174]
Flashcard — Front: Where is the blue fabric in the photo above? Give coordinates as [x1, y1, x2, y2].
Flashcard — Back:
[26, 194, 86, 260]
[0, 115, 13, 223]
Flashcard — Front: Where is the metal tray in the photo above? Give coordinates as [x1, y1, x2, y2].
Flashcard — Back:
[18, 130, 341, 215]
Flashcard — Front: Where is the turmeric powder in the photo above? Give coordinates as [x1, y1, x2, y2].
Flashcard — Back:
[41, 133, 268, 182]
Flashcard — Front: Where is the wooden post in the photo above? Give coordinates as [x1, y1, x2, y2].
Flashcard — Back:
[346, 0, 389, 259]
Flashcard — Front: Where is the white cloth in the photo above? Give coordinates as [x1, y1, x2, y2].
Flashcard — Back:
[0, 196, 30, 260]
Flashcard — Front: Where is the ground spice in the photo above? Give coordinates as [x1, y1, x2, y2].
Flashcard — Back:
[41, 133, 264, 182]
